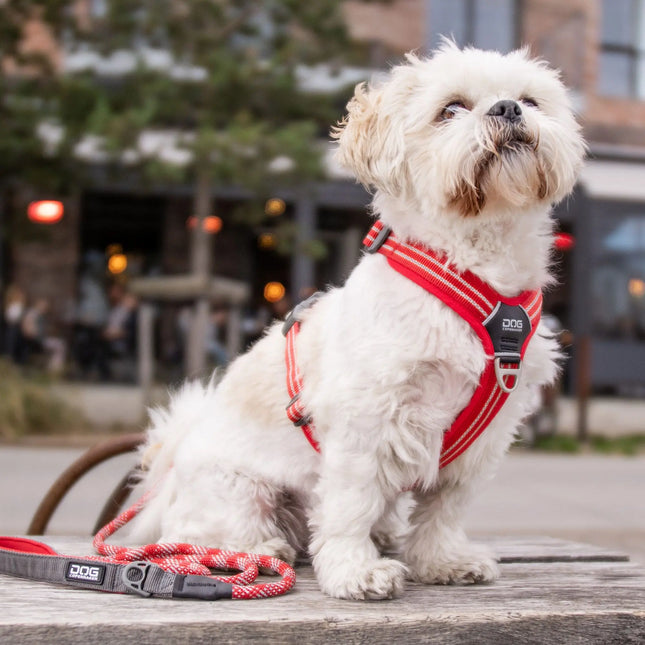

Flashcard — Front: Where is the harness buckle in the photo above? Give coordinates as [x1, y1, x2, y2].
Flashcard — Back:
[294, 414, 312, 428]
[364, 224, 392, 254]
[494, 357, 522, 394]
[286, 394, 312, 427]
[282, 291, 324, 336]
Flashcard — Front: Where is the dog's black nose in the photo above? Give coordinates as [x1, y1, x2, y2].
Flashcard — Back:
[487, 100, 522, 124]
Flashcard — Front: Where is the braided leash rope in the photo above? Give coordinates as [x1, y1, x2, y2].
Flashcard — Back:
[90, 489, 296, 600]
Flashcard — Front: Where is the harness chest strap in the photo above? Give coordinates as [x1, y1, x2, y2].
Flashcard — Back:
[284, 221, 542, 468]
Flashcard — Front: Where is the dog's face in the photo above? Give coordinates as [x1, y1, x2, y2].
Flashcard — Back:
[334, 43, 585, 218]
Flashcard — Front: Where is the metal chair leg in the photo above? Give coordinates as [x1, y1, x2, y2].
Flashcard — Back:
[27, 433, 144, 535]
[92, 468, 141, 535]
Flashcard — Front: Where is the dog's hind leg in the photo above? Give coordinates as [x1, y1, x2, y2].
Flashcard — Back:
[371, 494, 412, 555]
[402, 482, 499, 585]
[158, 465, 300, 565]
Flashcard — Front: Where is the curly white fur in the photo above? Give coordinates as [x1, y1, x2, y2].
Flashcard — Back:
[127, 42, 585, 600]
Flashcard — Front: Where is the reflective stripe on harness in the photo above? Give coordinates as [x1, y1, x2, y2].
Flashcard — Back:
[283, 220, 542, 467]
[283, 293, 323, 452]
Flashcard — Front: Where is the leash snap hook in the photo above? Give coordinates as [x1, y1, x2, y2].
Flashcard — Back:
[494, 357, 522, 394]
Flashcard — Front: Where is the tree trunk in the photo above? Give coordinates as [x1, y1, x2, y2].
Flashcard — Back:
[185, 168, 212, 378]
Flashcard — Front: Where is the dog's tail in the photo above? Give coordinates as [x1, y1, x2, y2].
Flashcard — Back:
[124, 378, 217, 542]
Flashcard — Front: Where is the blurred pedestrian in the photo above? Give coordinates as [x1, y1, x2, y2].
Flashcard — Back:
[73, 251, 110, 379]
[178, 304, 230, 367]
[206, 306, 229, 366]
[20, 297, 67, 374]
[3, 283, 26, 362]
[103, 285, 138, 359]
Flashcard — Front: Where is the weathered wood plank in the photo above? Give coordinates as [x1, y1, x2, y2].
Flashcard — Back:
[481, 535, 631, 563]
[295, 535, 630, 564]
[1, 537, 643, 644]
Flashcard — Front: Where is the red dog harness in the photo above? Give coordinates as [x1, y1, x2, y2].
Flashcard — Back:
[283, 220, 542, 467]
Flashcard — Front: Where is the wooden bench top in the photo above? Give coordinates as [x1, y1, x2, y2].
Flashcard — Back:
[1, 536, 644, 644]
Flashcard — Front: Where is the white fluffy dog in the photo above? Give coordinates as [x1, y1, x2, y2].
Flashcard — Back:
[128, 42, 585, 600]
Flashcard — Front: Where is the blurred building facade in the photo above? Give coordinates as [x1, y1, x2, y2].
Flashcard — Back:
[4, 0, 645, 392]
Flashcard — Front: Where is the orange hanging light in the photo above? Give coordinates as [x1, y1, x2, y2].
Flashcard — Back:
[107, 253, 128, 274]
[264, 281, 286, 303]
[186, 215, 223, 234]
[265, 198, 286, 217]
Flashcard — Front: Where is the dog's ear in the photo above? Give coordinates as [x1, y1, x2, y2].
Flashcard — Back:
[332, 83, 407, 195]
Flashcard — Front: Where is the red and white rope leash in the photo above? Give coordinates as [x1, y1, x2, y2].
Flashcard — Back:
[0, 487, 296, 600]
[91, 488, 296, 599]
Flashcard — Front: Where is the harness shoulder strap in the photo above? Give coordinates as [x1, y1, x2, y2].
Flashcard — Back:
[282, 293, 324, 452]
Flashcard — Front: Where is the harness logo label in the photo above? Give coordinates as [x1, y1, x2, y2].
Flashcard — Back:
[65, 562, 106, 585]
[502, 318, 523, 332]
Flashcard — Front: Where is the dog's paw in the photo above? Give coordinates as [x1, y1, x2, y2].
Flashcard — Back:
[316, 556, 408, 600]
[406, 542, 499, 585]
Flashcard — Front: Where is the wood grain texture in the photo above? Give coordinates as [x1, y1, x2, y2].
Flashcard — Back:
[1, 537, 644, 644]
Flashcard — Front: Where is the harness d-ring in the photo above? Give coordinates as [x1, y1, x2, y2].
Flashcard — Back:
[494, 358, 522, 393]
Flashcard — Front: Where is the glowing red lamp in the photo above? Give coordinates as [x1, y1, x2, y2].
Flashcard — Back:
[554, 232, 574, 251]
[27, 200, 64, 224]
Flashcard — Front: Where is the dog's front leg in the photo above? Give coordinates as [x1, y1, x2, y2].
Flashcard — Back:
[403, 482, 499, 585]
[309, 452, 408, 600]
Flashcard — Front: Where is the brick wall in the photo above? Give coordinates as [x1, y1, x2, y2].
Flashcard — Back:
[11, 194, 80, 329]
[522, 0, 645, 147]
[521, 0, 595, 91]
[344, 0, 425, 57]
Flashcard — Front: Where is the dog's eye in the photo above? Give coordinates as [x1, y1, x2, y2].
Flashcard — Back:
[440, 102, 467, 120]
[520, 97, 539, 109]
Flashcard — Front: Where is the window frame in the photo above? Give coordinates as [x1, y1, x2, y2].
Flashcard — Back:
[428, 0, 519, 53]
[598, 0, 645, 98]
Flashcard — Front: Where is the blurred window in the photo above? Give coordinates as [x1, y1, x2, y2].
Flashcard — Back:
[91, 0, 108, 19]
[428, 0, 517, 53]
[592, 212, 645, 339]
[598, 0, 645, 97]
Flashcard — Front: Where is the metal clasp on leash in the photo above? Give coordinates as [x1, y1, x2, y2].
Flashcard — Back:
[122, 561, 156, 597]
[494, 357, 522, 394]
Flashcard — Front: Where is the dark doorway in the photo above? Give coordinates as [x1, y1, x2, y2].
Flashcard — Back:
[80, 191, 165, 276]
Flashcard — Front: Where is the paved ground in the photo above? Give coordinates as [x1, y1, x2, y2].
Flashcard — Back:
[1, 447, 643, 564]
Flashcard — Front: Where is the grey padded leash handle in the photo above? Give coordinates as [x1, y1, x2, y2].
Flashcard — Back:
[0, 539, 233, 600]
[0, 545, 173, 597]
